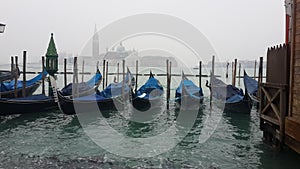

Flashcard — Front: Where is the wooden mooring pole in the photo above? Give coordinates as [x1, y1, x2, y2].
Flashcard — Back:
[226, 62, 229, 78]
[73, 57, 79, 96]
[258, 57, 263, 112]
[166, 59, 170, 110]
[106, 61, 108, 87]
[238, 63, 241, 86]
[102, 60, 106, 90]
[64, 58, 67, 87]
[42, 56, 45, 95]
[117, 62, 120, 83]
[210, 56, 215, 109]
[122, 60, 125, 105]
[81, 60, 85, 82]
[14, 56, 18, 98]
[232, 59, 237, 87]
[199, 61, 202, 88]
[10, 56, 14, 79]
[22, 51, 27, 97]
[254, 60, 257, 80]
[135, 60, 138, 94]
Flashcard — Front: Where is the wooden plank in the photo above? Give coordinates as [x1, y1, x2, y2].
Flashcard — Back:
[285, 135, 300, 155]
[294, 51, 300, 59]
[292, 94, 300, 103]
[291, 88, 300, 94]
[290, 113, 300, 121]
[285, 117, 300, 142]
[293, 66, 300, 74]
[261, 114, 280, 126]
[294, 58, 300, 67]
[295, 35, 300, 44]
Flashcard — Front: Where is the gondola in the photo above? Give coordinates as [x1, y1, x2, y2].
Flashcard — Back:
[0, 70, 47, 98]
[243, 70, 258, 103]
[0, 94, 57, 116]
[60, 67, 102, 97]
[175, 73, 204, 110]
[132, 71, 164, 111]
[52, 70, 133, 115]
[207, 76, 252, 114]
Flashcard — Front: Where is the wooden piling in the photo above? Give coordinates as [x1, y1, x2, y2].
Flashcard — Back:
[10, 56, 14, 79]
[210, 56, 215, 109]
[232, 59, 237, 87]
[258, 57, 263, 94]
[102, 60, 106, 90]
[254, 60, 257, 80]
[73, 57, 79, 95]
[226, 62, 229, 78]
[14, 56, 18, 98]
[169, 61, 172, 108]
[166, 59, 170, 110]
[117, 62, 120, 83]
[238, 63, 241, 86]
[42, 56, 45, 95]
[257, 57, 263, 112]
[64, 58, 67, 87]
[81, 60, 85, 82]
[22, 51, 27, 97]
[199, 61, 202, 88]
[122, 60, 125, 104]
[135, 60, 138, 94]
[106, 61, 108, 87]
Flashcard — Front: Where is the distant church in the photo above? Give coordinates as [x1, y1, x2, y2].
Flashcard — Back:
[103, 42, 138, 65]
[93, 25, 100, 58]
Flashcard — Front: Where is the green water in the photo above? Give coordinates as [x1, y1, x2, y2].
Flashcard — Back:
[1, 63, 300, 168]
[1, 100, 300, 169]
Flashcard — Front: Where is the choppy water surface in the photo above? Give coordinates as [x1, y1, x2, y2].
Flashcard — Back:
[0, 63, 300, 168]
[1, 101, 300, 169]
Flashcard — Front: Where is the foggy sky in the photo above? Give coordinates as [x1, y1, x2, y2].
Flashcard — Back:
[0, 0, 285, 64]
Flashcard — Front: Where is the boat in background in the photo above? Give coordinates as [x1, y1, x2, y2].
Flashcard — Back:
[132, 71, 164, 111]
[0, 70, 47, 98]
[175, 72, 204, 110]
[243, 70, 259, 103]
[208, 76, 252, 114]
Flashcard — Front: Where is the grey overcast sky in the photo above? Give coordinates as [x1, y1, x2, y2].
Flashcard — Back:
[0, 0, 285, 64]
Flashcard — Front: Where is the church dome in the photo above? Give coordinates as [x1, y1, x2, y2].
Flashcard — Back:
[116, 42, 125, 52]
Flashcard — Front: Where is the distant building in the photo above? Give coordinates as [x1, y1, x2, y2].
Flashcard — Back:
[103, 42, 138, 65]
[140, 56, 178, 67]
[93, 25, 100, 58]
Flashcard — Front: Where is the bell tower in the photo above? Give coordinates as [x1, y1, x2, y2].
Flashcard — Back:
[93, 24, 99, 58]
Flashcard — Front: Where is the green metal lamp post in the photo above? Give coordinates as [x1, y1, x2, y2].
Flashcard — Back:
[45, 33, 58, 96]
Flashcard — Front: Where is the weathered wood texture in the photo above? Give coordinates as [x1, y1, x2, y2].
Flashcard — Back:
[291, 0, 300, 121]
[285, 117, 300, 142]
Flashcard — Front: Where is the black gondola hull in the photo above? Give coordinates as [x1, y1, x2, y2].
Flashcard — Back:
[57, 91, 127, 115]
[175, 95, 204, 110]
[0, 98, 57, 116]
[132, 97, 163, 111]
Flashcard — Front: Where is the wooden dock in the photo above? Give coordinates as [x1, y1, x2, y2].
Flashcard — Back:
[259, 0, 300, 154]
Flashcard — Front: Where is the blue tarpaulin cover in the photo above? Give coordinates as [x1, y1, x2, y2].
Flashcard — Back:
[243, 71, 258, 96]
[61, 70, 102, 96]
[211, 76, 244, 103]
[136, 74, 163, 99]
[176, 74, 203, 100]
[0, 70, 48, 92]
